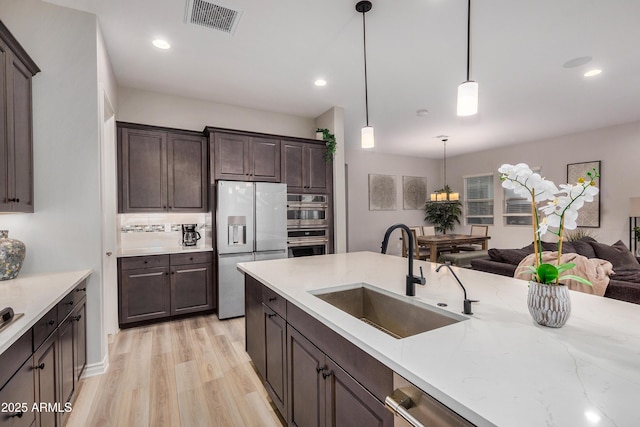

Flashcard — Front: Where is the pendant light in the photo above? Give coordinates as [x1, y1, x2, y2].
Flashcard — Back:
[457, 0, 478, 116]
[356, 1, 374, 148]
[430, 138, 460, 201]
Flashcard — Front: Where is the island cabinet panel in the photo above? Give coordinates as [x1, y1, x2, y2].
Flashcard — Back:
[213, 132, 280, 182]
[244, 276, 393, 427]
[287, 327, 326, 427]
[0, 22, 39, 213]
[281, 141, 332, 194]
[0, 358, 36, 427]
[33, 332, 58, 427]
[264, 306, 287, 416]
[119, 253, 215, 327]
[72, 300, 87, 382]
[245, 275, 266, 378]
[118, 123, 208, 213]
[58, 313, 75, 408]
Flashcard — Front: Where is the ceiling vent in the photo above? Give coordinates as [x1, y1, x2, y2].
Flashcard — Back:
[185, 0, 242, 34]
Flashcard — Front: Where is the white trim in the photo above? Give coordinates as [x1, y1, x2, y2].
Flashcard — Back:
[81, 354, 110, 379]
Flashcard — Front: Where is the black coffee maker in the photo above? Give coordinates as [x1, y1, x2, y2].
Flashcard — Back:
[181, 224, 201, 246]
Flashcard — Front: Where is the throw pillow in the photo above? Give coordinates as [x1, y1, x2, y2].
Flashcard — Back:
[572, 238, 597, 258]
[591, 240, 640, 269]
[488, 248, 531, 265]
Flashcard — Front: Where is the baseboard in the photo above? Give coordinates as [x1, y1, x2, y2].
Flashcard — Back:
[81, 354, 109, 378]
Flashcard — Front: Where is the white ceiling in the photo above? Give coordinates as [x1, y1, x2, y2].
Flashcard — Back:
[44, 0, 640, 158]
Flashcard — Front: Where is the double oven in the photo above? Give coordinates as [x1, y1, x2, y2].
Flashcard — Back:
[286, 194, 329, 257]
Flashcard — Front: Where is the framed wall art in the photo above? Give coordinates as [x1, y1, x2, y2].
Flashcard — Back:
[567, 160, 601, 227]
[402, 176, 428, 210]
[369, 174, 397, 211]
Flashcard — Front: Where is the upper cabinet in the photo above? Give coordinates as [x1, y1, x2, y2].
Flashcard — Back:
[117, 123, 208, 213]
[281, 140, 332, 194]
[212, 132, 280, 182]
[0, 21, 40, 213]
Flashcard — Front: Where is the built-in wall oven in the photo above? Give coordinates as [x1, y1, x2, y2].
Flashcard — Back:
[287, 194, 328, 228]
[287, 228, 328, 258]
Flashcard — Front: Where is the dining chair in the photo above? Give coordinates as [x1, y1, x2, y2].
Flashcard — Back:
[400, 229, 430, 260]
[458, 225, 489, 251]
[422, 226, 436, 236]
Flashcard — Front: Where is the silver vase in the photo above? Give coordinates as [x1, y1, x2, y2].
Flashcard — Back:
[0, 230, 26, 280]
[527, 281, 571, 328]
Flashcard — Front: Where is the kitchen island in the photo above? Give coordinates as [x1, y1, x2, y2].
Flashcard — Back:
[238, 251, 640, 427]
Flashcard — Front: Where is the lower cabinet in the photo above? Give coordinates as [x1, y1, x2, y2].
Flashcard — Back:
[0, 281, 87, 427]
[245, 275, 393, 427]
[118, 252, 214, 326]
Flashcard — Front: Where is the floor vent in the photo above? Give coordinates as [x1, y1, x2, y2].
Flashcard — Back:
[185, 0, 242, 34]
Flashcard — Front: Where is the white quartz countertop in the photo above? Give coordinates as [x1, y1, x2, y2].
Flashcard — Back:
[0, 270, 92, 354]
[238, 252, 640, 427]
[117, 246, 213, 257]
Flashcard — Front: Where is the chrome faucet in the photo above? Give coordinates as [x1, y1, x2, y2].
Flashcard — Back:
[435, 263, 478, 314]
[380, 224, 426, 296]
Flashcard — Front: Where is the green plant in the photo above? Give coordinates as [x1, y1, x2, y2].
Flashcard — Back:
[316, 128, 336, 162]
[634, 226, 640, 242]
[423, 186, 462, 234]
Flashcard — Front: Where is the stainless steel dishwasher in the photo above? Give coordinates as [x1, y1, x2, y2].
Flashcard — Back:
[385, 373, 475, 427]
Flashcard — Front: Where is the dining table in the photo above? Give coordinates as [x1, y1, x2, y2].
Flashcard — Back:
[416, 234, 491, 262]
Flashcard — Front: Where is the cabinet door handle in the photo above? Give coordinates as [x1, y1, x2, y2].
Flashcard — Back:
[267, 313, 276, 318]
[47, 319, 55, 326]
[316, 365, 326, 373]
[33, 363, 45, 370]
[129, 271, 165, 278]
[74, 315, 82, 322]
[9, 411, 23, 418]
[176, 267, 207, 274]
[322, 370, 332, 379]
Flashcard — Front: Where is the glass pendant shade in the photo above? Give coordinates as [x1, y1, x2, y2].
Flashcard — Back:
[361, 126, 374, 148]
[457, 80, 478, 116]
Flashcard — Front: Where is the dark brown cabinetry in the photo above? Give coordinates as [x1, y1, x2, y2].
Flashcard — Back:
[0, 281, 87, 427]
[212, 132, 280, 182]
[118, 252, 214, 326]
[117, 123, 208, 213]
[281, 140, 332, 194]
[245, 276, 393, 427]
[0, 21, 40, 213]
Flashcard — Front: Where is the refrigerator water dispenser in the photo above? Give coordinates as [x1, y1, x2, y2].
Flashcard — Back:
[228, 215, 246, 245]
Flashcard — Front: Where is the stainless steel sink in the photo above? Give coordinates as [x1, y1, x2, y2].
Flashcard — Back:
[312, 283, 466, 339]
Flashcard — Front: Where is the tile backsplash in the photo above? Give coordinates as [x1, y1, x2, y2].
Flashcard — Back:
[118, 213, 212, 250]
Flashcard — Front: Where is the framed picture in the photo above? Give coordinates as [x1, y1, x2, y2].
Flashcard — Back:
[402, 176, 428, 210]
[567, 160, 601, 227]
[369, 174, 396, 211]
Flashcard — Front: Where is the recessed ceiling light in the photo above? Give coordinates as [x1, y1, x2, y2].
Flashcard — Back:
[563, 56, 592, 68]
[152, 39, 171, 50]
[416, 109, 429, 117]
[584, 69, 602, 77]
[314, 79, 327, 87]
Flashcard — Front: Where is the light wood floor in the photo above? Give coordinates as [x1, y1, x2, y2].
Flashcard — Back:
[65, 315, 285, 427]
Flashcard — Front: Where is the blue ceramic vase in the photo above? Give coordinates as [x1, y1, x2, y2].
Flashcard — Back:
[0, 230, 26, 280]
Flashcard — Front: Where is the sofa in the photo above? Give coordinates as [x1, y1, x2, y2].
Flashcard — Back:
[470, 237, 640, 305]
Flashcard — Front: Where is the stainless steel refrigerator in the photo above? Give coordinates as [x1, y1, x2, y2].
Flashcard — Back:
[216, 181, 287, 319]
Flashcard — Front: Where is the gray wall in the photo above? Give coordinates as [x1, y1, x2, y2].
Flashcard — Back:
[345, 149, 441, 255]
[0, 0, 108, 366]
[445, 120, 640, 248]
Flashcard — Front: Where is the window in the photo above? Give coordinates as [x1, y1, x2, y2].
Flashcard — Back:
[464, 174, 494, 225]
[503, 167, 540, 226]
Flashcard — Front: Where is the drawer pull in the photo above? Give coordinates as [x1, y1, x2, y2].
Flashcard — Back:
[130, 271, 165, 278]
[176, 268, 207, 274]
[47, 319, 55, 326]
[9, 411, 23, 418]
[68, 301, 74, 306]
[76, 287, 86, 292]
[267, 313, 276, 318]
[268, 297, 277, 302]
[74, 315, 82, 322]
[34, 363, 45, 370]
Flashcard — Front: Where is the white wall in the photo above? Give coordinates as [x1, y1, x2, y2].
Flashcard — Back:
[117, 86, 315, 138]
[0, 0, 105, 367]
[345, 149, 441, 255]
[446, 120, 640, 248]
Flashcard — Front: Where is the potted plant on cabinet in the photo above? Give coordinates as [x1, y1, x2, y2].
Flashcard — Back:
[316, 128, 337, 162]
